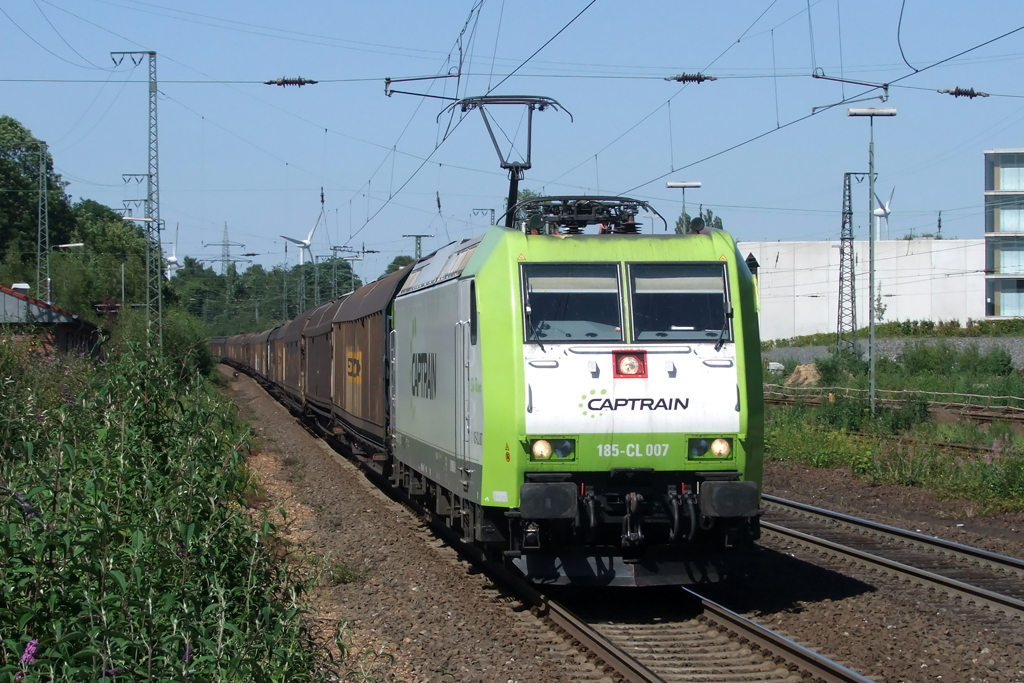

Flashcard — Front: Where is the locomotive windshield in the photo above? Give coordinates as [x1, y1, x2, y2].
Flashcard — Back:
[629, 263, 730, 342]
[522, 263, 622, 342]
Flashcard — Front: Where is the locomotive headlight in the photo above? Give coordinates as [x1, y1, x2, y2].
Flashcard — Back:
[618, 355, 641, 375]
[552, 439, 575, 459]
[710, 438, 732, 457]
[531, 439, 553, 459]
[529, 438, 575, 461]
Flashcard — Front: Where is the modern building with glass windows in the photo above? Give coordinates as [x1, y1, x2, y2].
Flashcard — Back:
[985, 149, 1024, 317]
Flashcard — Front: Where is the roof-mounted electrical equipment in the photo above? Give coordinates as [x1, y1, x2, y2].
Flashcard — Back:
[507, 195, 667, 235]
[441, 96, 571, 228]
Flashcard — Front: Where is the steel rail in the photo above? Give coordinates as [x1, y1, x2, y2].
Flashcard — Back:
[763, 494, 1024, 573]
[540, 599, 665, 683]
[761, 521, 1024, 619]
[684, 588, 876, 683]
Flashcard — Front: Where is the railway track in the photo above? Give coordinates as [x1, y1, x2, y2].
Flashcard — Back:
[561, 588, 875, 683]
[315, 428, 875, 682]
[258, 373, 876, 682]
[761, 494, 1024, 620]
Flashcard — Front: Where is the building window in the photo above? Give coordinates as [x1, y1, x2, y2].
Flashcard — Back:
[987, 278, 1024, 317]
[986, 196, 1024, 233]
[1002, 250, 1024, 275]
[999, 153, 1024, 191]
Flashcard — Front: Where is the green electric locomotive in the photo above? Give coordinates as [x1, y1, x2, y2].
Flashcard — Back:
[390, 196, 763, 586]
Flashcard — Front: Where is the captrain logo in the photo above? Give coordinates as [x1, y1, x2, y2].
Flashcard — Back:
[579, 389, 689, 417]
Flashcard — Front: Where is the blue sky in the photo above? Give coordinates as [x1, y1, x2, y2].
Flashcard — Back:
[3, 0, 1024, 280]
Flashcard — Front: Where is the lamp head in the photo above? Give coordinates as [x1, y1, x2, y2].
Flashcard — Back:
[848, 108, 897, 117]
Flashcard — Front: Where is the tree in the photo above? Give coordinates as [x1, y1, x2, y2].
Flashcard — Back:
[0, 116, 76, 284]
[674, 207, 724, 234]
[674, 211, 692, 235]
[384, 255, 414, 275]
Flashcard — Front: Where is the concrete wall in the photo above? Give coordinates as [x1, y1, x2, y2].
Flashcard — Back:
[739, 239, 985, 341]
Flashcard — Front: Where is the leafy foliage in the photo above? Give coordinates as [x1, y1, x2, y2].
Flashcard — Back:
[172, 256, 361, 337]
[383, 256, 414, 275]
[764, 317, 1024, 350]
[765, 402, 1024, 510]
[0, 338, 328, 680]
[673, 207, 723, 234]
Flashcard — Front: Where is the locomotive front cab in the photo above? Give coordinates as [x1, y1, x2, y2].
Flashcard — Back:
[498, 197, 763, 586]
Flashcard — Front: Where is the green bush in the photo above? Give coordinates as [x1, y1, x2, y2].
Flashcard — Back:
[107, 306, 214, 380]
[879, 396, 931, 434]
[814, 396, 868, 431]
[814, 350, 866, 387]
[0, 337, 329, 680]
[765, 402, 1024, 510]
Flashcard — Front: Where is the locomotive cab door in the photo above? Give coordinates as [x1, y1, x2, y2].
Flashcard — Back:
[454, 278, 481, 496]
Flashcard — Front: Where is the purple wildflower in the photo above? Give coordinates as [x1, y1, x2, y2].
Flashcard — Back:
[20, 640, 37, 665]
[956, 456, 964, 466]
[182, 644, 193, 664]
[104, 667, 130, 676]
[983, 452, 993, 465]
[14, 493, 37, 520]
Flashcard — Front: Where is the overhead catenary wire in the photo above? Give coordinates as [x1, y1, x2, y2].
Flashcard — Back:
[32, 0, 112, 70]
[619, 19, 1024, 196]
[339, 0, 599, 249]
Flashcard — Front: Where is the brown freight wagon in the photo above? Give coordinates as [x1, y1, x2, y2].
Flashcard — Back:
[303, 296, 347, 419]
[330, 266, 411, 450]
[267, 324, 288, 388]
[250, 328, 274, 380]
[278, 309, 315, 409]
[209, 336, 228, 359]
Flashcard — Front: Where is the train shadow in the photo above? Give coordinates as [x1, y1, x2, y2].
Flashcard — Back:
[546, 546, 875, 623]
[694, 545, 876, 616]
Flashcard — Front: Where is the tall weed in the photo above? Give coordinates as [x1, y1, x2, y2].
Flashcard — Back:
[0, 338, 326, 680]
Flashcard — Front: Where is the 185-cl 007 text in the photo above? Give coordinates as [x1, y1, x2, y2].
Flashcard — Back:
[597, 443, 669, 457]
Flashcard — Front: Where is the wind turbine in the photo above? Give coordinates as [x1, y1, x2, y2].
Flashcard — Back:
[280, 215, 320, 267]
[873, 188, 894, 240]
[165, 223, 180, 279]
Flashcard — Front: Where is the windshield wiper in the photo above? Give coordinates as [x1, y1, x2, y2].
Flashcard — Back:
[714, 307, 733, 352]
[524, 286, 546, 352]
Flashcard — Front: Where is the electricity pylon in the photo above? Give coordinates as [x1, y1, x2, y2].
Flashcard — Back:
[113, 50, 163, 349]
[837, 172, 867, 354]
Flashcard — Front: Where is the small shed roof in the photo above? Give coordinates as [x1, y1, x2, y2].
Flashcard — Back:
[0, 285, 98, 332]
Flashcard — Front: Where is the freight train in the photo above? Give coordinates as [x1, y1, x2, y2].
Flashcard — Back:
[214, 196, 764, 587]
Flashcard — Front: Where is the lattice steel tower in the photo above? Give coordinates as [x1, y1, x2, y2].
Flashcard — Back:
[113, 50, 163, 349]
[36, 142, 49, 303]
[837, 173, 866, 353]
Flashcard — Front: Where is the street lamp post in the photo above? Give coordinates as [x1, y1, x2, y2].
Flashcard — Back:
[848, 107, 896, 416]
[666, 181, 701, 232]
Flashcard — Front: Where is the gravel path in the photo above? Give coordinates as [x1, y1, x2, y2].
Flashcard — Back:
[221, 367, 613, 683]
